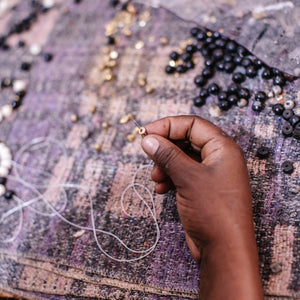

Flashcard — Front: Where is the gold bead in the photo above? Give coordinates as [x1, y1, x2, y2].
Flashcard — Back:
[127, 113, 134, 120]
[123, 28, 132, 37]
[145, 85, 154, 94]
[160, 37, 169, 45]
[71, 114, 78, 122]
[102, 121, 110, 129]
[94, 143, 102, 151]
[138, 78, 146, 87]
[206, 31, 212, 37]
[139, 127, 147, 135]
[127, 3, 137, 14]
[133, 127, 140, 134]
[127, 134, 136, 142]
[120, 115, 129, 124]
[89, 105, 97, 114]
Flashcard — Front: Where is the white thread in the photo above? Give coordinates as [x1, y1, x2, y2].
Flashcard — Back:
[0, 137, 159, 262]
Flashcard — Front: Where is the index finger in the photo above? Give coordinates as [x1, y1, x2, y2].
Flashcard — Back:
[144, 115, 229, 149]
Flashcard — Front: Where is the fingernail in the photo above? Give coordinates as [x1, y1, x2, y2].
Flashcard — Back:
[142, 136, 159, 156]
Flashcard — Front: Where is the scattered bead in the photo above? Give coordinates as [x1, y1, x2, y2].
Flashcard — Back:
[270, 262, 282, 274]
[30, 44, 42, 55]
[135, 41, 144, 50]
[282, 161, 294, 174]
[193, 96, 205, 107]
[139, 127, 147, 135]
[289, 115, 300, 127]
[202, 67, 214, 79]
[0, 177, 6, 185]
[255, 91, 267, 102]
[283, 100, 295, 110]
[224, 62, 235, 73]
[272, 85, 282, 96]
[21, 62, 31, 71]
[282, 123, 293, 137]
[272, 103, 284, 115]
[94, 143, 102, 151]
[70, 114, 78, 122]
[13, 80, 27, 93]
[0, 185, 5, 197]
[261, 68, 273, 79]
[218, 100, 230, 111]
[209, 105, 222, 117]
[102, 122, 110, 129]
[127, 134, 136, 142]
[207, 83, 220, 95]
[218, 91, 227, 101]
[43, 53, 53, 62]
[194, 75, 206, 87]
[273, 75, 286, 87]
[227, 94, 238, 105]
[1, 105, 13, 118]
[245, 65, 257, 78]
[256, 146, 271, 159]
[282, 109, 293, 121]
[159, 37, 169, 45]
[18, 40, 25, 47]
[252, 101, 264, 112]
[238, 88, 250, 100]
[232, 72, 246, 84]
[237, 98, 248, 108]
[109, 51, 119, 60]
[176, 64, 187, 74]
[293, 123, 300, 139]
[170, 51, 179, 61]
[145, 85, 155, 94]
[165, 65, 175, 74]
[4, 190, 14, 200]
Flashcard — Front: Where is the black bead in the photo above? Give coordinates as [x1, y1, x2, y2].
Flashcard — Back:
[121, 2, 128, 10]
[205, 58, 215, 68]
[193, 96, 206, 107]
[176, 64, 187, 73]
[212, 48, 224, 61]
[282, 123, 293, 137]
[196, 31, 206, 41]
[253, 58, 263, 69]
[186, 44, 197, 54]
[241, 58, 252, 68]
[0, 35, 6, 46]
[31, 0, 39, 7]
[1, 78, 12, 88]
[218, 91, 227, 101]
[207, 43, 216, 52]
[282, 109, 293, 120]
[223, 54, 233, 62]
[256, 146, 270, 159]
[204, 37, 214, 45]
[201, 48, 210, 58]
[18, 40, 25, 47]
[199, 88, 209, 99]
[212, 31, 221, 39]
[11, 101, 21, 109]
[289, 115, 300, 127]
[227, 83, 238, 95]
[0, 177, 6, 185]
[74, 0, 82, 3]
[194, 75, 206, 87]
[238, 88, 250, 99]
[233, 55, 242, 65]
[282, 161, 294, 174]
[226, 41, 237, 53]
[273, 75, 286, 87]
[215, 39, 226, 48]
[232, 72, 245, 84]
[107, 36, 115, 45]
[170, 51, 179, 61]
[255, 91, 267, 102]
[293, 124, 300, 140]
[43, 53, 53, 62]
[218, 100, 231, 111]
[262, 68, 273, 79]
[246, 65, 257, 78]
[236, 46, 248, 57]
[186, 60, 195, 69]
[181, 52, 192, 62]
[202, 67, 214, 79]
[4, 190, 14, 200]
[20, 62, 31, 71]
[216, 61, 225, 71]
[252, 101, 264, 112]
[190, 27, 201, 37]
[227, 94, 238, 105]
[272, 68, 283, 76]
[207, 83, 220, 95]
[165, 65, 175, 74]
[272, 103, 284, 115]
[224, 62, 236, 73]
[2, 44, 10, 51]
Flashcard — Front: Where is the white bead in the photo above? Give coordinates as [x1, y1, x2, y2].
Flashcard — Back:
[30, 44, 42, 56]
[0, 185, 5, 197]
[268, 91, 274, 98]
[284, 100, 295, 110]
[209, 105, 222, 117]
[0, 1, 8, 12]
[43, 0, 55, 8]
[13, 80, 27, 93]
[0, 167, 9, 177]
[237, 98, 248, 108]
[294, 107, 300, 116]
[1, 104, 12, 118]
[272, 85, 282, 96]
[1, 159, 11, 169]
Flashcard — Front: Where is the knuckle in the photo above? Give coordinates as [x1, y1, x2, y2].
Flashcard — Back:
[155, 145, 181, 171]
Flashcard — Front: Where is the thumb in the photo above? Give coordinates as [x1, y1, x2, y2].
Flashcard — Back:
[141, 134, 196, 186]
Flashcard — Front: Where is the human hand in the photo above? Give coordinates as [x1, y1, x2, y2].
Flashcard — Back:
[141, 115, 263, 299]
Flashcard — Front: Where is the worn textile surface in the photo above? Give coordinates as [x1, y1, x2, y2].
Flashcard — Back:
[0, 0, 299, 299]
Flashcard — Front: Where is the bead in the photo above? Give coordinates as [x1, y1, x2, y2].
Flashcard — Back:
[282, 123, 293, 137]
[107, 36, 115, 45]
[218, 100, 230, 111]
[294, 107, 300, 116]
[245, 65, 257, 78]
[209, 105, 222, 117]
[0, 167, 9, 177]
[127, 134, 136, 142]
[199, 88, 209, 99]
[200, 48, 210, 58]
[139, 127, 147, 135]
[261, 68, 273, 79]
[273, 75, 286, 87]
[205, 59, 215, 68]
[212, 48, 224, 61]
[216, 61, 225, 71]
[4, 190, 14, 199]
[186, 44, 197, 54]
[43, 53, 53, 62]
[30, 44, 42, 55]
[282, 161, 294, 174]
[1, 78, 13, 89]
[193, 96, 205, 107]
[43, 0, 54, 8]
[225, 41, 237, 52]
[238, 88, 250, 100]
[253, 58, 263, 69]
[190, 27, 200, 37]
[13, 80, 27, 93]
[233, 55, 242, 65]
[176, 65, 187, 73]
[11, 101, 21, 110]
[102, 121, 110, 130]
[0, 184, 5, 196]
[283, 100, 295, 110]
[194, 75, 206, 87]
[212, 31, 221, 39]
[202, 67, 214, 79]
[170, 51, 179, 61]
[196, 31, 206, 41]
[256, 146, 270, 159]
[223, 54, 233, 62]
[241, 58, 252, 68]
[1, 105, 13, 118]
[18, 40, 25, 47]
[272, 68, 282, 76]
[181, 52, 191, 62]
[293, 123, 300, 139]
[185, 60, 195, 69]
[282, 109, 293, 120]
[94, 143, 102, 151]
[207, 83, 220, 95]
[224, 62, 235, 73]
[272, 103, 284, 115]
[145, 85, 155, 94]
[252, 101, 264, 112]
[70, 114, 78, 122]
[215, 39, 226, 48]
[232, 72, 245, 84]
[228, 94, 238, 105]
[1, 159, 11, 169]
[227, 83, 238, 95]
[236, 46, 248, 57]
[289, 115, 300, 127]
[237, 98, 248, 108]
[270, 262, 282, 274]
[0, 177, 6, 185]
[218, 91, 227, 101]
[204, 37, 214, 45]
[165, 65, 175, 74]
[272, 85, 282, 96]
[255, 91, 267, 102]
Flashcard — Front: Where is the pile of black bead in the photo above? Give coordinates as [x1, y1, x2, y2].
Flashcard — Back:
[164, 26, 299, 140]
